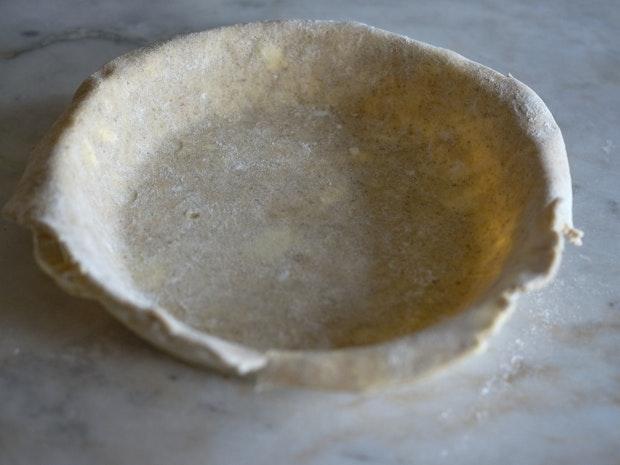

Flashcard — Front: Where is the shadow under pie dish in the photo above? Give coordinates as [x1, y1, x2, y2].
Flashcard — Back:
[3, 20, 582, 390]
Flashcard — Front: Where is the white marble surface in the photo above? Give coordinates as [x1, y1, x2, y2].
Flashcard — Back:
[1, 1, 618, 464]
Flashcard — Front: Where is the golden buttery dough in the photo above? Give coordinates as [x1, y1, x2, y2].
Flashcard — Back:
[3, 21, 582, 389]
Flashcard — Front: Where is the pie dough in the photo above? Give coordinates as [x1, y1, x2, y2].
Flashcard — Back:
[3, 21, 582, 389]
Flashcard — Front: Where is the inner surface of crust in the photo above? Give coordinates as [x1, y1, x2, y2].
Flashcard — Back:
[54, 24, 543, 352]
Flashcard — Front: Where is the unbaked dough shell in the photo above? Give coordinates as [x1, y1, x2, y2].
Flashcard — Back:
[3, 21, 581, 390]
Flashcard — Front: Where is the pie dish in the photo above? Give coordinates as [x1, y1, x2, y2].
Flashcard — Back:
[3, 20, 582, 389]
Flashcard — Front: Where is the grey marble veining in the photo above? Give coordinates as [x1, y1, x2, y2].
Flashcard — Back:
[1, 1, 619, 464]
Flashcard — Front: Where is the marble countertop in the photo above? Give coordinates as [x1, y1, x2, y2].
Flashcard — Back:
[1, 1, 618, 464]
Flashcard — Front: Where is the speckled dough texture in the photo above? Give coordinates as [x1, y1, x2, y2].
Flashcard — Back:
[3, 20, 581, 389]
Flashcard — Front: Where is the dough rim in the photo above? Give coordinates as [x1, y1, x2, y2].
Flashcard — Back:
[2, 20, 582, 390]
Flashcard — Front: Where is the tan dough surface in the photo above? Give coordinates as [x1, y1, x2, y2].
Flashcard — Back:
[3, 21, 581, 389]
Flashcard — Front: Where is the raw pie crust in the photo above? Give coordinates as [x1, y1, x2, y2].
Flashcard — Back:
[4, 21, 582, 389]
